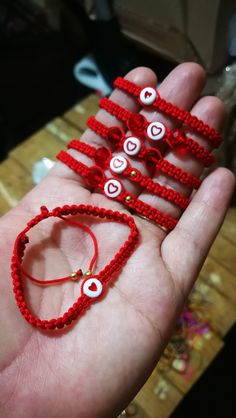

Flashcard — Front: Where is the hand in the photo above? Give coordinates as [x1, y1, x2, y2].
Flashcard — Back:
[0, 64, 235, 418]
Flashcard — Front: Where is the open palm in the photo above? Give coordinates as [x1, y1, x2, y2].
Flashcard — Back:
[0, 64, 235, 418]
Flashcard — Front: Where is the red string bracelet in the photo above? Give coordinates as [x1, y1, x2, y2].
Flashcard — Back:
[68, 139, 190, 210]
[113, 77, 222, 148]
[100, 97, 170, 142]
[99, 98, 215, 167]
[87, 115, 202, 190]
[17, 213, 98, 285]
[11, 204, 139, 330]
[57, 150, 178, 230]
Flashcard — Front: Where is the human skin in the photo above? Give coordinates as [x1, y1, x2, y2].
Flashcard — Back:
[0, 63, 235, 418]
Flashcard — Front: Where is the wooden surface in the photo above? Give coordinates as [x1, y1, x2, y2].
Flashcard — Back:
[0, 94, 235, 418]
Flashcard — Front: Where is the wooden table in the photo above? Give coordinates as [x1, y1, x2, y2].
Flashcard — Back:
[0, 94, 235, 418]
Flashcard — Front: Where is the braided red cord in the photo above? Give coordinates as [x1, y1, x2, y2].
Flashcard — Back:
[99, 98, 139, 125]
[57, 150, 178, 230]
[87, 116, 201, 189]
[99, 98, 215, 167]
[12, 204, 139, 330]
[167, 130, 215, 167]
[113, 77, 222, 147]
[68, 139, 190, 210]
[11, 73, 224, 331]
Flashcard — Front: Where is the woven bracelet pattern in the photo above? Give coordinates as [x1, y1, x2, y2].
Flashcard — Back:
[68, 139, 190, 210]
[12, 72, 224, 331]
[113, 77, 222, 147]
[87, 115, 202, 189]
[12, 204, 139, 330]
[57, 74, 222, 230]
[99, 98, 215, 167]
[57, 150, 178, 230]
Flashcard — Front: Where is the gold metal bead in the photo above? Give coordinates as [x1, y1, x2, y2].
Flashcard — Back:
[71, 272, 78, 280]
[130, 170, 137, 177]
[85, 270, 92, 277]
[125, 195, 132, 203]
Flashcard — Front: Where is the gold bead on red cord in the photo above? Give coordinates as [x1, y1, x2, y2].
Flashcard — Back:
[11, 204, 139, 330]
[67, 140, 190, 210]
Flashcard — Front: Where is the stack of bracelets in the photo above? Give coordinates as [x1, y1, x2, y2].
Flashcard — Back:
[11, 76, 223, 330]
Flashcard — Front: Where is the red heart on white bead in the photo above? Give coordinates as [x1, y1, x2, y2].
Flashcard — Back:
[89, 282, 97, 291]
[145, 91, 152, 99]
[151, 125, 162, 137]
[127, 141, 136, 151]
[110, 155, 127, 174]
[123, 137, 141, 156]
[82, 277, 103, 298]
[104, 179, 122, 198]
[139, 87, 157, 105]
[146, 122, 165, 141]
[108, 183, 118, 194]
[114, 158, 124, 168]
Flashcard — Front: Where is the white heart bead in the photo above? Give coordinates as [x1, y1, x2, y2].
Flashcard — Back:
[123, 137, 141, 156]
[139, 87, 157, 105]
[104, 179, 122, 198]
[110, 155, 127, 174]
[82, 277, 103, 298]
[146, 121, 165, 141]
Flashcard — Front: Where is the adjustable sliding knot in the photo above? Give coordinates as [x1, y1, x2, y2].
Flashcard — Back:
[144, 148, 163, 170]
[94, 146, 111, 168]
[166, 129, 185, 149]
[86, 166, 105, 188]
[107, 126, 124, 144]
[127, 113, 146, 136]
[173, 128, 186, 143]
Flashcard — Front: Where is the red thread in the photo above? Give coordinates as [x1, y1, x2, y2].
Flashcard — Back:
[99, 98, 215, 167]
[11, 204, 139, 330]
[87, 116, 201, 189]
[68, 139, 190, 210]
[11, 73, 224, 332]
[14, 209, 98, 285]
[167, 129, 215, 167]
[57, 150, 178, 230]
[113, 77, 222, 148]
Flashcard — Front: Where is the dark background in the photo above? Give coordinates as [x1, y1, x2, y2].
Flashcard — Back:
[0, 0, 174, 160]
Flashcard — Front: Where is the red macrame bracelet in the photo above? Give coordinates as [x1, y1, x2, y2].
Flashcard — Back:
[11, 204, 139, 330]
[87, 115, 202, 190]
[113, 77, 222, 148]
[68, 139, 189, 210]
[57, 150, 178, 230]
[99, 98, 215, 167]
[99, 97, 170, 141]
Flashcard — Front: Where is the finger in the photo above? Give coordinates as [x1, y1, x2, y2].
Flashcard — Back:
[162, 167, 235, 298]
[140, 93, 224, 223]
[137, 62, 206, 163]
[109, 63, 206, 197]
[53, 67, 157, 187]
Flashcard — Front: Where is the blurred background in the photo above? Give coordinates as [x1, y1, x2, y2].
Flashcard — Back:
[0, 1, 236, 417]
